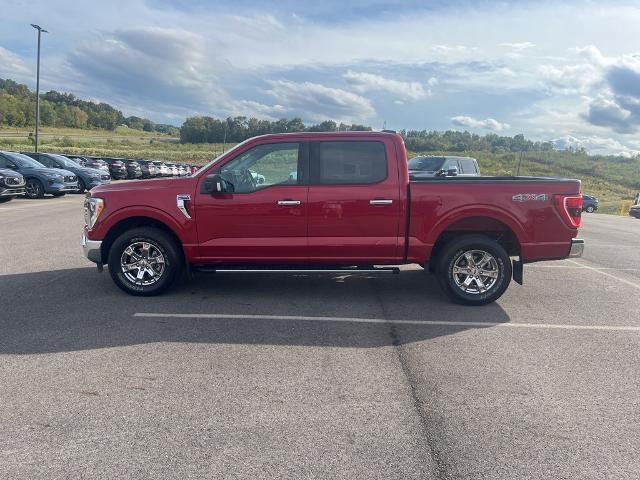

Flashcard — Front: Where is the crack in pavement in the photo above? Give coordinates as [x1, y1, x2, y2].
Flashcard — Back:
[369, 278, 450, 480]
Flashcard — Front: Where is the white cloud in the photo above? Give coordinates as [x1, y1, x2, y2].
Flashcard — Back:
[538, 63, 601, 95]
[0, 47, 31, 79]
[553, 135, 640, 157]
[264, 80, 375, 122]
[343, 70, 431, 101]
[501, 42, 536, 52]
[451, 116, 510, 131]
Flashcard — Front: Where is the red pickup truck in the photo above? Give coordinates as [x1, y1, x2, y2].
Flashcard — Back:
[82, 131, 584, 305]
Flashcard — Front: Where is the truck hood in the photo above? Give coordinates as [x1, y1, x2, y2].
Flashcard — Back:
[91, 176, 195, 195]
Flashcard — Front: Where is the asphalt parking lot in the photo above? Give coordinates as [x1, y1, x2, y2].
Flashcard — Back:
[1, 195, 639, 479]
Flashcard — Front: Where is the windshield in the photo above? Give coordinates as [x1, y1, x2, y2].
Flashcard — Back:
[4, 152, 45, 168]
[51, 154, 79, 169]
[408, 156, 446, 172]
[194, 138, 253, 176]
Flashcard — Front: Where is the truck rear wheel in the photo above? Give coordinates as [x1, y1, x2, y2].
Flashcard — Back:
[436, 234, 512, 306]
[107, 227, 182, 296]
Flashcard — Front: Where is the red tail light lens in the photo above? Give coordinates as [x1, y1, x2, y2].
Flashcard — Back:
[554, 194, 582, 228]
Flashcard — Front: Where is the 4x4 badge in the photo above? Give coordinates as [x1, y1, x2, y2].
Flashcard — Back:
[512, 193, 549, 202]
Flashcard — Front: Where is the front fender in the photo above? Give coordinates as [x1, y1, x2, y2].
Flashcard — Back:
[91, 205, 193, 244]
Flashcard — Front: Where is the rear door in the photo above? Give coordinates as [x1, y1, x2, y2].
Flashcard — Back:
[306, 139, 402, 263]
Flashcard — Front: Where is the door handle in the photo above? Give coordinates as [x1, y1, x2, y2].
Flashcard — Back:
[369, 199, 393, 205]
[277, 200, 301, 206]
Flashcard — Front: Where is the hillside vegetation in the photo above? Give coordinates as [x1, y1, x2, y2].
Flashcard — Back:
[1, 77, 638, 214]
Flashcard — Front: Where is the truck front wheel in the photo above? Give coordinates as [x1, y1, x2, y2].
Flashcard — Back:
[436, 235, 512, 306]
[107, 227, 183, 296]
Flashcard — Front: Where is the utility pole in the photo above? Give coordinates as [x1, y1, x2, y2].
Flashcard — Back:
[31, 24, 48, 152]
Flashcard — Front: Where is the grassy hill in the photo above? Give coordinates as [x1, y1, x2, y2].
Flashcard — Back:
[1, 126, 638, 214]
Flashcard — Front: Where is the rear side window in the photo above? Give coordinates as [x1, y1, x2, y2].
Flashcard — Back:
[315, 141, 387, 184]
[459, 158, 477, 174]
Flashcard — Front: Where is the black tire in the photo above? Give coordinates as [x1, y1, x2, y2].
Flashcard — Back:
[436, 234, 512, 306]
[52, 192, 66, 197]
[108, 227, 183, 296]
[77, 178, 86, 194]
[25, 178, 45, 199]
[585, 205, 595, 213]
[0, 196, 14, 203]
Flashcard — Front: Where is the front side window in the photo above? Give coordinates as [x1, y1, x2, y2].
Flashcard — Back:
[443, 158, 459, 171]
[316, 141, 386, 184]
[217, 142, 301, 193]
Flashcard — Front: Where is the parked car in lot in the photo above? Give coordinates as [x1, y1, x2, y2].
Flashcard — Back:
[629, 204, 640, 219]
[152, 161, 170, 176]
[68, 155, 110, 173]
[103, 158, 128, 180]
[408, 155, 480, 178]
[0, 151, 78, 198]
[22, 152, 110, 193]
[0, 166, 26, 203]
[136, 160, 158, 179]
[124, 159, 143, 179]
[82, 131, 584, 305]
[582, 194, 598, 213]
[165, 163, 179, 176]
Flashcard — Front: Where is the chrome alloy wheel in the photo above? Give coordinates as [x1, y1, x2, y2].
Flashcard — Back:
[452, 249, 500, 295]
[120, 241, 166, 286]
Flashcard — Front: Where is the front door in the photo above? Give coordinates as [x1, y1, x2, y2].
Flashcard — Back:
[306, 139, 402, 263]
[194, 142, 309, 262]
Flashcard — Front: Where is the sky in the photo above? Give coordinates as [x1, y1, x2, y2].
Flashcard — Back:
[1, 0, 640, 156]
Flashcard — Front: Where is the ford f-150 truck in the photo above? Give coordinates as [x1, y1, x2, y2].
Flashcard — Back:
[82, 131, 584, 305]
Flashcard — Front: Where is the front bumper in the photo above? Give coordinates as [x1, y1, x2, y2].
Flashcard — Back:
[82, 233, 102, 263]
[47, 182, 79, 193]
[0, 186, 26, 197]
[569, 239, 584, 258]
[87, 179, 111, 189]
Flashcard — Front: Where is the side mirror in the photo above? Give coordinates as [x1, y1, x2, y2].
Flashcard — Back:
[446, 167, 458, 177]
[201, 173, 232, 194]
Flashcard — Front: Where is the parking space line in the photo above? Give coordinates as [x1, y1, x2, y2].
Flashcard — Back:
[526, 265, 640, 272]
[0, 200, 81, 212]
[567, 259, 640, 290]
[585, 244, 637, 248]
[134, 313, 640, 332]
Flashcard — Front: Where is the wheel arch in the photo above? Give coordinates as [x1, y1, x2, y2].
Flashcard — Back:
[427, 211, 524, 269]
[100, 215, 185, 265]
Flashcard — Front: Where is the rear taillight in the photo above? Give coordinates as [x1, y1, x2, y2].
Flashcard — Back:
[554, 194, 582, 228]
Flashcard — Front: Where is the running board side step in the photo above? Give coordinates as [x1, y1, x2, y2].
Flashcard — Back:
[193, 266, 401, 274]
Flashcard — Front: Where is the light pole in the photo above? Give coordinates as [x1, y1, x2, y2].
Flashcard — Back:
[31, 24, 48, 152]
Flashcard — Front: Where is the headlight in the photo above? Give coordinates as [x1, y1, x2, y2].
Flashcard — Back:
[84, 196, 104, 229]
[43, 172, 59, 179]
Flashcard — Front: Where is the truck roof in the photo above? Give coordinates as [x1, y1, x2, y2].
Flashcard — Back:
[248, 131, 401, 142]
